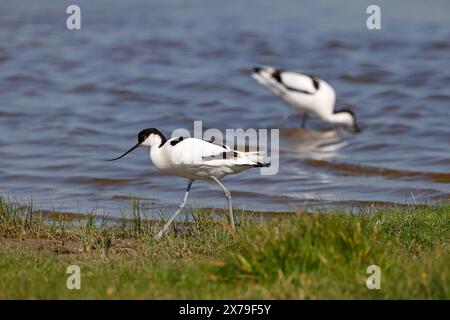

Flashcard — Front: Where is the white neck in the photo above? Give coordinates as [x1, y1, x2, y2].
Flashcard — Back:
[150, 144, 165, 170]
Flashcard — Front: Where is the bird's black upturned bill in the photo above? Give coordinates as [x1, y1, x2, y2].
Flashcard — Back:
[105, 143, 140, 161]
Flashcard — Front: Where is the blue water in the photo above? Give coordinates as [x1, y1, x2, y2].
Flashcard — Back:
[0, 0, 449, 217]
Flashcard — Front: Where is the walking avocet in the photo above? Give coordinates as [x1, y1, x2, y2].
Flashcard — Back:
[252, 66, 360, 132]
[107, 128, 269, 239]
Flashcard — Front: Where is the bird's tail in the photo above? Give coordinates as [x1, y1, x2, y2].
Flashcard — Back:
[236, 150, 270, 167]
[254, 162, 271, 168]
[252, 66, 286, 97]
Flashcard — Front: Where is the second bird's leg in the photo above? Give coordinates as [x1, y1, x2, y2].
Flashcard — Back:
[211, 176, 235, 230]
[276, 109, 290, 129]
[301, 113, 308, 128]
[156, 180, 194, 240]
[281, 109, 290, 124]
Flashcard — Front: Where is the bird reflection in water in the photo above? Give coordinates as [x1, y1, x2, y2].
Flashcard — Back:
[281, 128, 348, 161]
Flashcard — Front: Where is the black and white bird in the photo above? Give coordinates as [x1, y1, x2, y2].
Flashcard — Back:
[252, 66, 360, 132]
[107, 128, 269, 240]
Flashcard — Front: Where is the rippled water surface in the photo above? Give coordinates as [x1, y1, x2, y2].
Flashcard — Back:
[1, 0, 449, 217]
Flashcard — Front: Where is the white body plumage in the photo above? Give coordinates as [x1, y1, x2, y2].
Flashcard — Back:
[107, 128, 268, 239]
[252, 66, 360, 131]
[149, 136, 265, 180]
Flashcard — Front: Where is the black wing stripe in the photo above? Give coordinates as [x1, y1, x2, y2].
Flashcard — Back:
[204, 137, 229, 150]
[202, 151, 239, 161]
[284, 85, 315, 95]
[307, 74, 320, 90]
[272, 70, 319, 95]
[170, 137, 184, 146]
[170, 137, 229, 150]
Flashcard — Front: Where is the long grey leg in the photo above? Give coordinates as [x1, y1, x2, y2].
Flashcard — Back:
[282, 109, 290, 123]
[301, 113, 308, 128]
[211, 176, 235, 230]
[277, 109, 290, 128]
[156, 180, 194, 240]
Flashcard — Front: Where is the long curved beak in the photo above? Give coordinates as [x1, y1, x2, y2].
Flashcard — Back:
[105, 143, 140, 161]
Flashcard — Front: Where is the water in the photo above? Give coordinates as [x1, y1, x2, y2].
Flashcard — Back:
[0, 0, 449, 217]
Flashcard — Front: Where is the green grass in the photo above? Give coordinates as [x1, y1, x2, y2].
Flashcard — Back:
[0, 196, 448, 299]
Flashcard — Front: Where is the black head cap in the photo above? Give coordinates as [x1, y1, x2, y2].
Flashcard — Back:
[138, 128, 167, 146]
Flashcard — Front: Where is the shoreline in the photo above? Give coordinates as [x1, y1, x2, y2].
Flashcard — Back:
[0, 197, 448, 299]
